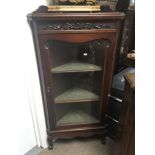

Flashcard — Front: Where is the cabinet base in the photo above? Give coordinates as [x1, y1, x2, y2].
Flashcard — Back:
[47, 125, 107, 149]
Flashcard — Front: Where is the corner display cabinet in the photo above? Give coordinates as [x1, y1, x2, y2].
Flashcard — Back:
[27, 6, 125, 149]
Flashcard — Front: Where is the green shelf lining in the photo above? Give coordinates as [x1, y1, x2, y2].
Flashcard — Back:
[57, 110, 98, 126]
[51, 61, 102, 73]
[54, 87, 99, 103]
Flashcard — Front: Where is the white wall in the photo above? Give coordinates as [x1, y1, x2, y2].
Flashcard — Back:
[130, 0, 135, 5]
[0, 0, 47, 155]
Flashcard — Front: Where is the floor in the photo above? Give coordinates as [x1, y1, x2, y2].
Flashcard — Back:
[38, 137, 114, 155]
[25, 146, 42, 155]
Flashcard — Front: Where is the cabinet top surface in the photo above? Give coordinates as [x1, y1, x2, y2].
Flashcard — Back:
[27, 9, 125, 21]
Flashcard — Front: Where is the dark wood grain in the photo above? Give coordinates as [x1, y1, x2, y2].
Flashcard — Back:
[27, 9, 125, 148]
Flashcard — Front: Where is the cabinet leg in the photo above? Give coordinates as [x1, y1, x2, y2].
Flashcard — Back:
[47, 135, 54, 150]
[48, 144, 53, 150]
[101, 136, 106, 144]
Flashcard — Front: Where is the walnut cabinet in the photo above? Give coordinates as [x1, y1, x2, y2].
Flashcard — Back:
[27, 8, 124, 149]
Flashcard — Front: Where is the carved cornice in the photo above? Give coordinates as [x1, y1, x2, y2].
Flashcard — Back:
[39, 23, 111, 30]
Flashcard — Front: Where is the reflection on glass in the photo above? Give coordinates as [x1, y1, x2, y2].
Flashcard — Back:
[49, 39, 109, 126]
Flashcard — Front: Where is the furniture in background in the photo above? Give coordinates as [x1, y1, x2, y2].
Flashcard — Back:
[27, 6, 124, 149]
[112, 72, 135, 155]
[116, 0, 130, 12]
[106, 66, 134, 138]
[116, 5, 135, 70]
[106, 4, 135, 138]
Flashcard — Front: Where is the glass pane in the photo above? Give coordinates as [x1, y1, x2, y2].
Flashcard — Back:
[49, 39, 109, 126]
[55, 102, 100, 126]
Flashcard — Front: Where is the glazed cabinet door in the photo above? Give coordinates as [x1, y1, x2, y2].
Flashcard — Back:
[38, 32, 116, 130]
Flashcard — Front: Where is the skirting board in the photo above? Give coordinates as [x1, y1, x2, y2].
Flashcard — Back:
[25, 146, 43, 155]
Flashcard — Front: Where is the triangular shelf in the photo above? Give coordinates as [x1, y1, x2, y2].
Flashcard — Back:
[57, 110, 98, 126]
[54, 87, 99, 103]
[51, 61, 102, 73]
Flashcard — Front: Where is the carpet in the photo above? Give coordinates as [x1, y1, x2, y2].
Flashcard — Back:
[38, 137, 114, 155]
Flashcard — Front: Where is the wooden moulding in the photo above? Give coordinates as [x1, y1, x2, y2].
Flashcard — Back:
[47, 125, 106, 137]
[48, 5, 101, 12]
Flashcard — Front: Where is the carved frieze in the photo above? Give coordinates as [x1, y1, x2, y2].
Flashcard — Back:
[39, 22, 112, 30]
